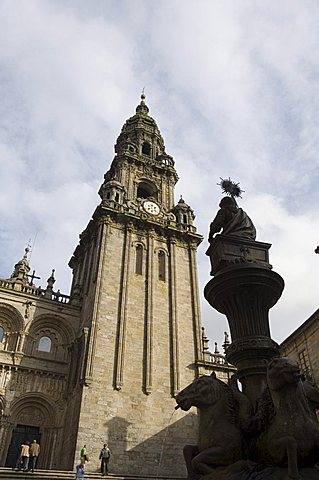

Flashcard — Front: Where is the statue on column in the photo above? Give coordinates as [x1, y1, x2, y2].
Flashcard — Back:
[176, 178, 319, 480]
[206, 179, 259, 275]
[208, 178, 256, 242]
[208, 196, 256, 242]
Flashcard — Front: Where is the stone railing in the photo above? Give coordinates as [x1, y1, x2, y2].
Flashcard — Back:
[207, 352, 230, 366]
[0, 280, 70, 304]
[0, 280, 12, 289]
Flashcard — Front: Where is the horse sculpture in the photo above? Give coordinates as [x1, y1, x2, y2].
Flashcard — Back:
[175, 372, 251, 478]
[256, 357, 319, 480]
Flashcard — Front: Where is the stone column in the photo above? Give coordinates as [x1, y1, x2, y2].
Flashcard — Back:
[205, 236, 284, 406]
[16, 332, 26, 353]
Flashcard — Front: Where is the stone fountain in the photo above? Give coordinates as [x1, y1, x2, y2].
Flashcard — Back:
[175, 179, 319, 480]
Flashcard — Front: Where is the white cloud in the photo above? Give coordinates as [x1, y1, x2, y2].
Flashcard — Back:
[1, 0, 319, 351]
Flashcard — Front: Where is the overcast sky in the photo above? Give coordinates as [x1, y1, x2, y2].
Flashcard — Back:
[1, 0, 319, 349]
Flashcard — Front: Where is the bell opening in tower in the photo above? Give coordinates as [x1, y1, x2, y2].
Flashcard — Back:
[137, 180, 157, 200]
[142, 141, 151, 155]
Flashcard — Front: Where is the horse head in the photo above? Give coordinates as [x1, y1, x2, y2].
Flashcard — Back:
[175, 372, 228, 411]
[267, 357, 301, 391]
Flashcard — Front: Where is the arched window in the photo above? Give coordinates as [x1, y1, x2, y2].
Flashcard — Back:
[115, 193, 120, 202]
[183, 214, 188, 224]
[137, 181, 157, 200]
[158, 251, 166, 281]
[142, 142, 151, 155]
[0, 326, 4, 343]
[38, 336, 52, 353]
[135, 245, 143, 275]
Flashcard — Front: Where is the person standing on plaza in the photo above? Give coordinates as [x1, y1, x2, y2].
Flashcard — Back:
[75, 460, 85, 479]
[80, 444, 89, 463]
[29, 439, 40, 472]
[19, 441, 30, 471]
[99, 443, 111, 476]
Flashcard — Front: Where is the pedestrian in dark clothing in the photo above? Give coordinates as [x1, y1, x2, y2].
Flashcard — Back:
[15, 446, 22, 471]
[99, 443, 110, 476]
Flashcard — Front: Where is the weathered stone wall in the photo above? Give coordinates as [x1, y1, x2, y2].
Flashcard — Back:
[281, 309, 319, 385]
[75, 221, 200, 476]
[0, 285, 81, 469]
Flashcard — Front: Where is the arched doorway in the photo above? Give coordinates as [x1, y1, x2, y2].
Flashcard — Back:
[5, 425, 41, 468]
[4, 393, 58, 469]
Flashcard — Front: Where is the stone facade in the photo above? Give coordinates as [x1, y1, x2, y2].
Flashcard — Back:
[71, 96, 204, 476]
[0, 96, 233, 475]
[281, 308, 319, 385]
[0, 265, 81, 470]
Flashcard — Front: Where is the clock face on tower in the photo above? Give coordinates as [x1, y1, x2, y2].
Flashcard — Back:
[143, 200, 160, 216]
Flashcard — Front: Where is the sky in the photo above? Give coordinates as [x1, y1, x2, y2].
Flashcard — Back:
[1, 0, 319, 349]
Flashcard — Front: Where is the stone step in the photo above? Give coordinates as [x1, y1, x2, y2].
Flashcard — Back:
[0, 468, 184, 480]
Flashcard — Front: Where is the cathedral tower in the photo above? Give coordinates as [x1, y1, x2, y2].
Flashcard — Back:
[69, 95, 203, 476]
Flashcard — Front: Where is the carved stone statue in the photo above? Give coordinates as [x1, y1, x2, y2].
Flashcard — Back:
[195, 180, 319, 479]
[176, 359, 319, 480]
[208, 197, 256, 243]
[255, 357, 319, 479]
[175, 372, 252, 478]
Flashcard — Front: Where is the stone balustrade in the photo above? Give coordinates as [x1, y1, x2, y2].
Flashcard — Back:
[0, 279, 70, 304]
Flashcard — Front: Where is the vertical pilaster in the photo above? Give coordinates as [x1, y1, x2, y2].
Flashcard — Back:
[143, 230, 154, 395]
[0, 419, 13, 465]
[114, 222, 133, 390]
[188, 243, 203, 368]
[85, 240, 95, 294]
[169, 238, 180, 396]
[92, 225, 103, 283]
[80, 327, 89, 384]
[40, 427, 58, 469]
[84, 218, 109, 383]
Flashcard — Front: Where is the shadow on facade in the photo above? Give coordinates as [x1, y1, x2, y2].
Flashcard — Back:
[104, 412, 197, 477]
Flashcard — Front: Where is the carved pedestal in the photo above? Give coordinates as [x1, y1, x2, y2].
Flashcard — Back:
[205, 235, 284, 405]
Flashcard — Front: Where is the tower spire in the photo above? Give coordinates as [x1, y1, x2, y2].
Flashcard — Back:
[9, 245, 31, 284]
[136, 89, 149, 115]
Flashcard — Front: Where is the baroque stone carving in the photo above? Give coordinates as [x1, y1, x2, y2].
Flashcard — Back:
[208, 196, 256, 242]
[254, 357, 319, 478]
[176, 359, 319, 480]
[180, 188, 319, 479]
[175, 372, 252, 477]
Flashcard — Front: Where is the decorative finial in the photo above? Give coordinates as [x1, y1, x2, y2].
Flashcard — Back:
[136, 89, 149, 115]
[9, 244, 31, 284]
[217, 177, 244, 199]
[222, 332, 230, 353]
[47, 269, 56, 287]
[24, 243, 31, 258]
[44, 269, 56, 299]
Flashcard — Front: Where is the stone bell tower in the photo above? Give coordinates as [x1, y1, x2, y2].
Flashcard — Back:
[68, 95, 203, 476]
